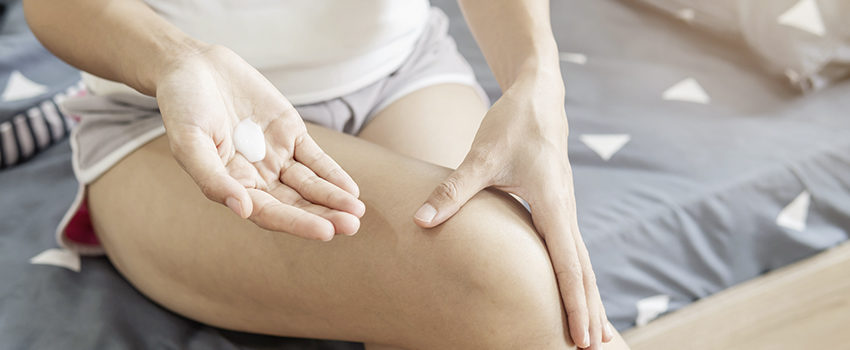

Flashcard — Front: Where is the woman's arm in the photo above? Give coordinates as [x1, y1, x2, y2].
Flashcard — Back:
[415, 1, 613, 349]
[24, 0, 201, 95]
[25, 0, 364, 240]
[457, 0, 561, 92]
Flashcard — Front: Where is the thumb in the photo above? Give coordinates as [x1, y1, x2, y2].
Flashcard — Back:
[170, 131, 253, 219]
[414, 162, 488, 228]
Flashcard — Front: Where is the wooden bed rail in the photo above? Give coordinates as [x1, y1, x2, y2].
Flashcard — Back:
[622, 240, 850, 350]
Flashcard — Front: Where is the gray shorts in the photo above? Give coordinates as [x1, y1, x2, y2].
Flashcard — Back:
[57, 7, 488, 254]
[65, 6, 487, 184]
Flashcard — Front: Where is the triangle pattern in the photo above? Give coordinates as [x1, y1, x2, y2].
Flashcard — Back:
[784, 68, 803, 84]
[1, 71, 49, 102]
[676, 8, 696, 22]
[30, 248, 81, 272]
[778, 0, 826, 36]
[580, 134, 630, 161]
[636, 294, 670, 326]
[776, 191, 811, 232]
[559, 52, 588, 65]
[662, 78, 710, 104]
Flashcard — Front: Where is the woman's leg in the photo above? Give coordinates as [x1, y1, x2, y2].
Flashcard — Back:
[89, 123, 629, 349]
[357, 83, 488, 169]
[357, 84, 628, 350]
[358, 83, 485, 350]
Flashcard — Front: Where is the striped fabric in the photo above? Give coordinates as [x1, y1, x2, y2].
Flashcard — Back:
[2, 0, 85, 169]
[0, 81, 84, 169]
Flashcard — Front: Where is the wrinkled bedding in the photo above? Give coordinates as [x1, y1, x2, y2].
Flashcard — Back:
[1, 0, 849, 348]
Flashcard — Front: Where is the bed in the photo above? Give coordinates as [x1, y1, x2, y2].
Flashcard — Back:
[2, 0, 848, 348]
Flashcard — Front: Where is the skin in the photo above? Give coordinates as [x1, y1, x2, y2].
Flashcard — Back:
[86, 114, 631, 349]
[24, 0, 619, 348]
[418, 1, 612, 348]
[155, 46, 365, 240]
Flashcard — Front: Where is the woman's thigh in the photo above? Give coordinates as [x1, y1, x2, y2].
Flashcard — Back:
[357, 83, 487, 169]
[88, 124, 629, 349]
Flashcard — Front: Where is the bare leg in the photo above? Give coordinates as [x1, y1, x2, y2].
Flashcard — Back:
[359, 84, 628, 350]
[359, 84, 484, 350]
[89, 125, 629, 349]
[358, 84, 487, 169]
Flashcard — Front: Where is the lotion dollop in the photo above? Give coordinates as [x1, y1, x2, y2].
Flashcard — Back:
[233, 119, 266, 163]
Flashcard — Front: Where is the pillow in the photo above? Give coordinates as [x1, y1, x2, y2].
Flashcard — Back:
[638, 0, 850, 92]
[1, 1, 82, 169]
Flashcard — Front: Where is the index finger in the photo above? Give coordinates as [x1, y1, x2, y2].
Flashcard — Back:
[168, 127, 253, 218]
[528, 199, 590, 349]
[246, 188, 335, 241]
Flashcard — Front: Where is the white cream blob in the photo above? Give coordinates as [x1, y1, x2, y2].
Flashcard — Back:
[233, 119, 266, 163]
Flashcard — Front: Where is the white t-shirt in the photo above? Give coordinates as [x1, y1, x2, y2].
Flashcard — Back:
[85, 0, 431, 105]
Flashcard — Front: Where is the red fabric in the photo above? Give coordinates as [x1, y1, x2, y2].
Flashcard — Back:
[66, 88, 87, 123]
[65, 196, 100, 246]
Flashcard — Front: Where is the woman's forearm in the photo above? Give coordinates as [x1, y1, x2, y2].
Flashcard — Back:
[23, 0, 204, 95]
[450, 3, 613, 348]
[457, 0, 563, 93]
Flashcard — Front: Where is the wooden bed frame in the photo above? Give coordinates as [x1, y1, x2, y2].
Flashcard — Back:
[622, 240, 850, 349]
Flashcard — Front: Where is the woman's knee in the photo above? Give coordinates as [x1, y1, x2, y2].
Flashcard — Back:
[404, 191, 573, 349]
[428, 191, 634, 350]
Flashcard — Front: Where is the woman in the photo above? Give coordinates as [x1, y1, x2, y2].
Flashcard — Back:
[25, 0, 630, 348]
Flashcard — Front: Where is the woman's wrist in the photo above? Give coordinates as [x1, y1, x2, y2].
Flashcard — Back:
[133, 36, 211, 96]
[505, 59, 566, 101]
[497, 63, 569, 140]
[504, 68, 566, 108]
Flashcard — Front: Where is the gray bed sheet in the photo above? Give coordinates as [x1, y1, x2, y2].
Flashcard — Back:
[553, 0, 850, 330]
[2, 0, 850, 348]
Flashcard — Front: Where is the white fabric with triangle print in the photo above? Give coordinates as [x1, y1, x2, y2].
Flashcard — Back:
[777, 191, 811, 232]
[778, 0, 826, 36]
[1, 71, 48, 102]
[634, 0, 850, 92]
[560, 52, 588, 65]
[555, 41, 848, 330]
[662, 78, 710, 104]
[580, 134, 630, 161]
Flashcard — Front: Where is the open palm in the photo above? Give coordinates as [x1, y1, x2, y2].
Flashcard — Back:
[155, 46, 364, 240]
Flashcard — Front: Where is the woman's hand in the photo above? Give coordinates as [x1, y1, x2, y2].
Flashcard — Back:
[414, 76, 613, 348]
[155, 45, 365, 241]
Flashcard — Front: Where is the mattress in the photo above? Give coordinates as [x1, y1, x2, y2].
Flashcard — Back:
[549, 0, 850, 329]
[2, 0, 849, 348]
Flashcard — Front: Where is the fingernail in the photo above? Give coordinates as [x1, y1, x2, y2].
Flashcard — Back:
[356, 199, 367, 217]
[582, 329, 590, 347]
[604, 322, 613, 339]
[414, 203, 437, 223]
[225, 197, 242, 217]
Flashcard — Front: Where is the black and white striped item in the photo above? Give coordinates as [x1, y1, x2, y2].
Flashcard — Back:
[0, 81, 83, 168]
[1, 0, 85, 169]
